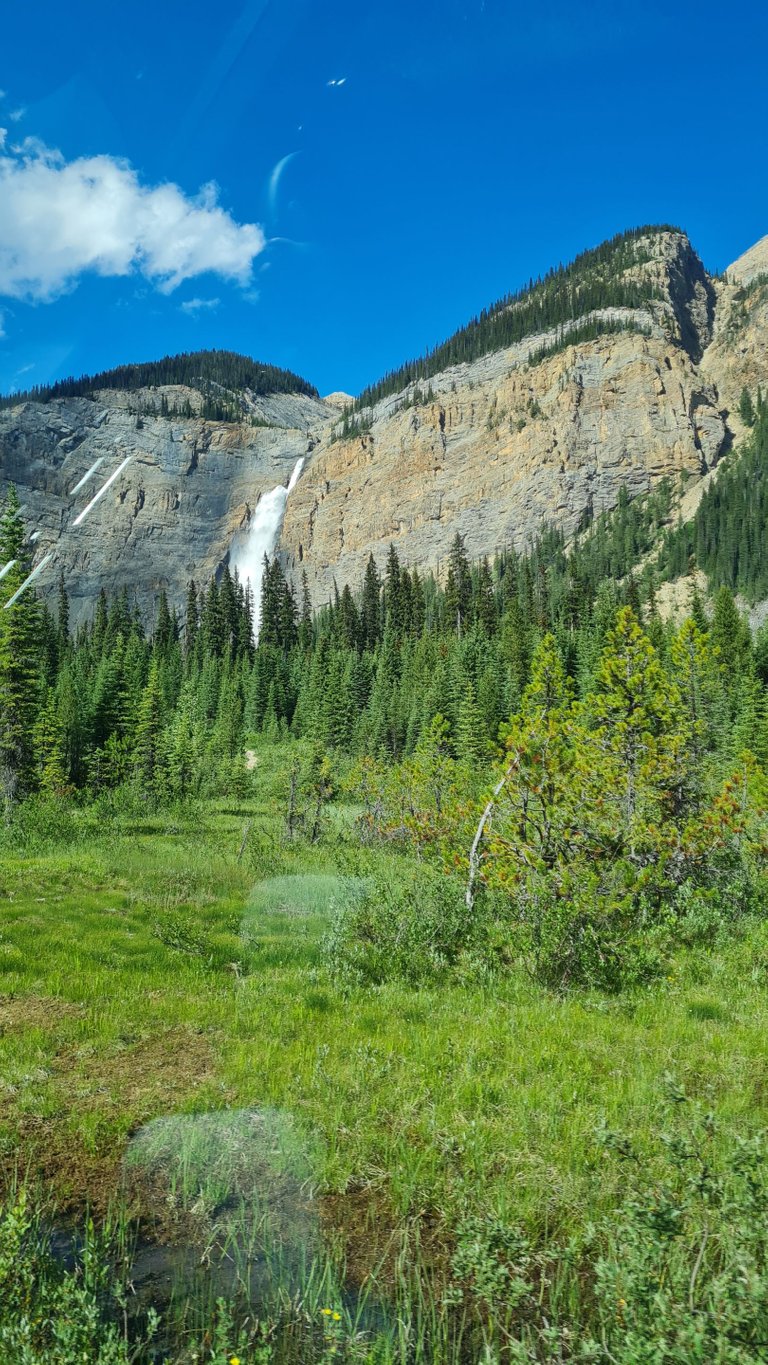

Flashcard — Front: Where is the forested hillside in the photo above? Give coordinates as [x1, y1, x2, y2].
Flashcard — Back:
[0, 349, 318, 411]
[353, 225, 676, 410]
[660, 387, 768, 599]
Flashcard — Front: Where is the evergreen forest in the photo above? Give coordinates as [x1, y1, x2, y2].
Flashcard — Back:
[353, 225, 676, 411]
[0, 349, 318, 412]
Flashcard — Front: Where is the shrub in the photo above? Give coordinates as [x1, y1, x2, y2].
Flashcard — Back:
[325, 865, 489, 985]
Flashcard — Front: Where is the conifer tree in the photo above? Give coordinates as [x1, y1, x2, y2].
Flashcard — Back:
[473, 557, 497, 636]
[134, 657, 164, 789]
[34, 690, 70, 795]
[184, 580, 199, 659]
[456, 682, 487, 766]
[445, 533, 472, 636]
[56, 572, 70, 656]
[361, 555, 382, 650]
[299, 571, 313, 649]
[593, 607, 677, 835]
[0, 486, 41, 802]
[384, 543, 403, 637]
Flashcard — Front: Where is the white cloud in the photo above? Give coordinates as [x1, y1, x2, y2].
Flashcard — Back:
[180, 295, 220, 314]
[0, 310, 5, 338]
[9, 107, 25, 122]
[0, 139, 266, 303]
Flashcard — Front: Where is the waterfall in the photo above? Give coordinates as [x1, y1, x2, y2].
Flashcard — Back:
[231, 457, 304, 641]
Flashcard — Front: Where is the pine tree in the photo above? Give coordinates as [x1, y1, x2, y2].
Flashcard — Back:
[56, 572, 70, 656]
[278, 579, 299, 651]
[739, 386, 756, 427]
[710, 585, 752, 685]
[154, 590, 175, 654]
[34, 691, 70, 795]
[361, 555, 382, 650]
[184, 580, 199, 659]
[473, 557, 497, 636]
[0, 486, 41, 803]
[456, 681, 487, 766]
[593, 607, 677, 834]
[338, 585, 360, 650]
[259, 558, 282, 648]
[134, 657, 165, 789]
[445, 533, 472, 636]
[384, 543, 403, 637]
[299, 571, 313, 649]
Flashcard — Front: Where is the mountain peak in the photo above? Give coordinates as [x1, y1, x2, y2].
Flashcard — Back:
[727, 235, 768, 286]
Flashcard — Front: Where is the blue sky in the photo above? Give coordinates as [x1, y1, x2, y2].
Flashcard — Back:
[1, 0, 767, 399]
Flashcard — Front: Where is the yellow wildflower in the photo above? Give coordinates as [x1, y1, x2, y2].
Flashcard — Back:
[321, 1308, 332, 1316]
[332, 1311, 342, 1321]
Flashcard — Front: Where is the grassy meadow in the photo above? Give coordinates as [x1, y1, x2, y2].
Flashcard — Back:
[1, 745, 768, 1361]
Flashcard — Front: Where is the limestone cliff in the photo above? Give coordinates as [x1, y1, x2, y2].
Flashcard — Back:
[0, 387, 335, 623]
[280, 229, 747, 603]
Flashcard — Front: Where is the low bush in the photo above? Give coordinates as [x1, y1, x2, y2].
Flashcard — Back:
[325, 865, 504, 985]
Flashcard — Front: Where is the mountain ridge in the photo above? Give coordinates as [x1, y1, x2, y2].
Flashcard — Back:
[0, 223, 765, 623]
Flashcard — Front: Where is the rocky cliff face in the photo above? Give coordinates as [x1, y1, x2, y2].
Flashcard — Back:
[280, 229, 743, 603]
[1, 227, 766, 621]
[0, 389, 335, 623]
[700, 242, 768, 435]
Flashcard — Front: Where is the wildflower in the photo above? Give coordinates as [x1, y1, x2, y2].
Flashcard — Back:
[230, 1357, 240, 1365]
[321, 1308, 332, 1316]
[332, 1311, 342, 1321]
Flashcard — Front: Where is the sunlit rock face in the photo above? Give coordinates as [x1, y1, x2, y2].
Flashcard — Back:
[280, 230, 754, 603]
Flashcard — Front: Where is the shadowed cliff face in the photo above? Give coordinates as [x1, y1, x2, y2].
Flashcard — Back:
[0, 228, 765, 621]
[0, 389, 336, 624]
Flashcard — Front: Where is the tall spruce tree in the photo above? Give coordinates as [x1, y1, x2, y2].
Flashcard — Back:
[0, 486, 41, 802]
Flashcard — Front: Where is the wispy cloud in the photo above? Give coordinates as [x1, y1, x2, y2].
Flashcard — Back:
[0, 137, 266, 303]
[268, 151, 298, 217]
[180, 295, 220, 314]
[9, 107, 25, 122]
[327, 77, 347, 87]
[0, 310, 5, 339]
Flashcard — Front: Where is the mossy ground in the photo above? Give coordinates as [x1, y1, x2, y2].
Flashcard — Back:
[1, 745, 767, 1311]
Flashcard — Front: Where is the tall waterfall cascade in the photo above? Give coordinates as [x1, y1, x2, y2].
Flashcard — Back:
[230, 457, 305, 640]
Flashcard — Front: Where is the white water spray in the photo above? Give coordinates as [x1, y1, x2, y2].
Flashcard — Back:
[73, 456, 133, 526]
[231, 457, 304, 640]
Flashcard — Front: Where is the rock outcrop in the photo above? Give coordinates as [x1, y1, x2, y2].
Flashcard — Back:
[0, 388, 336, 623]
[280, 230, 738, 603]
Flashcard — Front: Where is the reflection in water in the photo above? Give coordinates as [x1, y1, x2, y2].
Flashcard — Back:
[123, 1108, 319, 1320]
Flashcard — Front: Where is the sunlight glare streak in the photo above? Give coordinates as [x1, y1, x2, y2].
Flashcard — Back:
[72, 456, 133, 526]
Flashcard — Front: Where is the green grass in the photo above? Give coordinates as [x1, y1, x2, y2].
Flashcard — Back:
[2, 749, 768, 1356]
[1, 785, 767, 1227]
